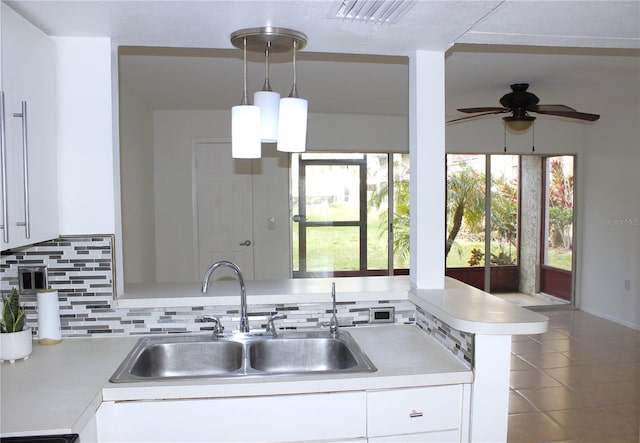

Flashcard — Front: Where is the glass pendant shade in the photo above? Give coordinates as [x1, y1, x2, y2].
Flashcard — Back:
[232, 104, 261, 158]
[277, 97, 308, 153]
[254, 90, 280, 142]
[505, 119, 534, 132]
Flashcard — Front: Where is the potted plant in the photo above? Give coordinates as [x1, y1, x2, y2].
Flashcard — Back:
[1, 287, 32, 363]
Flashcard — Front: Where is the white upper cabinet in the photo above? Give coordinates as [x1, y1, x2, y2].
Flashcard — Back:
[1, 3, 58, 251]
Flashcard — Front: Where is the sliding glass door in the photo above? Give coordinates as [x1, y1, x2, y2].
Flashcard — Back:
[446, 153, 574, 307]
[540, 156, 575, 301]
[446, 154, 520, 292]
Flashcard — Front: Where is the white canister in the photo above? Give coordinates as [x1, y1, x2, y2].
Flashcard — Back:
[37, 289, 61, 344]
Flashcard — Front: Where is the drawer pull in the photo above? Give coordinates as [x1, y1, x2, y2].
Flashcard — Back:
[409, 410, 423, 418]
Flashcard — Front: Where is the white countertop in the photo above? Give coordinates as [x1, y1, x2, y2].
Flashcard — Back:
[120, 276, 548, 336]
[1, 277, 548, 437]
[0, 325, 472, 438]
[410, 278, 549, 335]
[0, 336, 138, 438]
[117, 275, 411, 307]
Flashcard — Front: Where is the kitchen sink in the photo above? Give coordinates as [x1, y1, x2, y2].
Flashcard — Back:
[110, 330, 376, 382]
[128, 340, 244, 377]
[249, 337, 360, 373]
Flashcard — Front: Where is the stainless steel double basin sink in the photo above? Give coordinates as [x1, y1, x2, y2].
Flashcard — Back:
[110, 330, 376, 382]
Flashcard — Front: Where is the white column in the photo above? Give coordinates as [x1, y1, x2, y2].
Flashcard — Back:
[470, 334, 512, 442]
[409, 50, 446, 289]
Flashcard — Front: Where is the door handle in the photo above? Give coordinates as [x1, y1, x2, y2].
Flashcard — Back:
[239, 240, 252, 246]
[14, 101, 30, 239]
[0, 92, 8, 243]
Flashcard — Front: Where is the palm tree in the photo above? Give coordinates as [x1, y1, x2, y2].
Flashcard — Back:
[446, 163, 485, 258]
[368, 156, 410, 267]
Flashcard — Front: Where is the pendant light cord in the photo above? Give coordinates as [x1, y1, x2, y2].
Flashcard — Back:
[263, 42, 273, 92]
[289, 39, 299, 98]
[503, 123, 507, 152]
[241, 37, 250, 105]
[532, 121, 536, 152]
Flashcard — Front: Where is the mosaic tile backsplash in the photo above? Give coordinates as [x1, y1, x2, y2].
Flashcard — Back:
[416, 304, 474, 367]
[1, 235, 473, 367]
[0, 236, 415, 336]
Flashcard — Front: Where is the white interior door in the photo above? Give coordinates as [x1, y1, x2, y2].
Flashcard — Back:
[195, 142, 254, 280]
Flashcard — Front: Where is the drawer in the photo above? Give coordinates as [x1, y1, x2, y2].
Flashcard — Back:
[367, 385, 463, 437]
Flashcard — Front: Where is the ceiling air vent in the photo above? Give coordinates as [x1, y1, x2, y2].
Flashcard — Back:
[330, 0, 416, 24]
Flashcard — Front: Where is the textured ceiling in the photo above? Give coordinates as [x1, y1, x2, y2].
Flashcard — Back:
[7, 1, 640, 119]
[8, 1, 640, 53]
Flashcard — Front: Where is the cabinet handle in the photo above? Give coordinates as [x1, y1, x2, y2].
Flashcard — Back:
[0, 92, 8, 243]
[409, 410, 423, 418]
[13, 101, 30, 239]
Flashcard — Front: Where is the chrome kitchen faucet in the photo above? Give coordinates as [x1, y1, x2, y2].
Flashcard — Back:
[201, 260, 250, 333]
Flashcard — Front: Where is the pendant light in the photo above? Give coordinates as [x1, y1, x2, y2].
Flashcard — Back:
[230, 27, 308, 158]
[253, 42, 280, 143]
[231, 36, 261, 158]
[277, 39, 308, 153]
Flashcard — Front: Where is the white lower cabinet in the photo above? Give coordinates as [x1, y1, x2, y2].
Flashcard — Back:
[367, 385, 464, 443]
[96, 384, 465, 443]
[78, 411, 99, 443]
[96, 391, 367, 443]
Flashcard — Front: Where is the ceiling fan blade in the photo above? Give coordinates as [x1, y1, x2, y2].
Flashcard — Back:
[456, 107, 507, 114]
[534, 110, 600, 121]
[534, 104, 576, 112]
[447, 110, 509, 124]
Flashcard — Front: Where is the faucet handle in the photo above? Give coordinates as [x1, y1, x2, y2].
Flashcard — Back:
[321, 319, 340, 336]
[202, 315, 224, 336]
[266, 313, 286, 337]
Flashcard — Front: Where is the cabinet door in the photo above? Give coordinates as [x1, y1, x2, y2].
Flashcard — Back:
[367, 385, 463, 438]
[1, 3, 57, 251]
[97, 392, 367, 442]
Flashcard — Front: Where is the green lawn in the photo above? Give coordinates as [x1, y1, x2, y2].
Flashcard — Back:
[292, 203, 394, 271]
[292, 203, 571, 272]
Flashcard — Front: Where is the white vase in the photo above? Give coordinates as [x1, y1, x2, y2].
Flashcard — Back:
[0, 328, 33, 363]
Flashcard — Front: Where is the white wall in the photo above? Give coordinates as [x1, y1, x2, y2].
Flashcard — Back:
[119, 82, 155, 283]
[55, 37, 115, 235]
[308, 114, 408, 152]
[579, 102, 640, 329]
[151, 110, 291, 282]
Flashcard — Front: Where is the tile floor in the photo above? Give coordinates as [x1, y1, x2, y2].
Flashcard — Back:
[508, 309, 640, 442]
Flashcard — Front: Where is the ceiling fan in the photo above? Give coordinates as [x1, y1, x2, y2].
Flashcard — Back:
[448, 83, 600, 125]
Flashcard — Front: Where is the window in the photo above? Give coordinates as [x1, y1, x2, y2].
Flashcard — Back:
[291, 153, 409, 277]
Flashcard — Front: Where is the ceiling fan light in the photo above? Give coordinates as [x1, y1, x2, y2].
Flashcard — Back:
[503, 116, 535, 132]
[277, 97, 308, 153]
[232, 104, 261, 158]
[254, 90, 280, 143]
